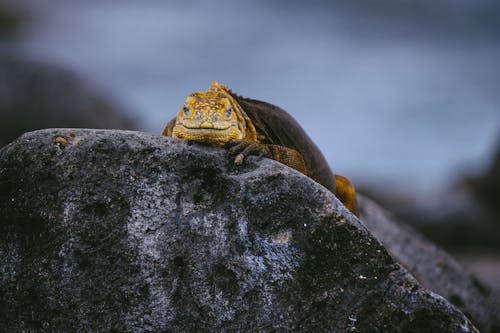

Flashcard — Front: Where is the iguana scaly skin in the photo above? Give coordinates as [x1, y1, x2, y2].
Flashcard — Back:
[163, 81, 359, 216]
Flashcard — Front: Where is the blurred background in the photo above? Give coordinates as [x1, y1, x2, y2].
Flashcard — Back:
[1, 0, 499, 290]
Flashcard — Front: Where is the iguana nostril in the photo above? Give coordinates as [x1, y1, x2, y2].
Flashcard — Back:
[195, 111, 204, 121]
[211, 112, 220, 122]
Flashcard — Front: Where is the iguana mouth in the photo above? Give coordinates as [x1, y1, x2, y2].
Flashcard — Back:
[181, 124, 232, 131]
[173, 124, 242, 145]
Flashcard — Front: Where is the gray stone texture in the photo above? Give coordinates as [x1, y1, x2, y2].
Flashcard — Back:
[0, 129, 478, 332]
[360, 196, 500, 332]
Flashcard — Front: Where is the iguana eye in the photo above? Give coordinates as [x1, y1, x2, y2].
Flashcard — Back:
[224, 104, 232, 118]
[182, 103, 190, 116]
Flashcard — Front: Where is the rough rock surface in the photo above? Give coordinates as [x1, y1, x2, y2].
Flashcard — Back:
[360, 196, 500, 333]
[0, 129, 477, 332]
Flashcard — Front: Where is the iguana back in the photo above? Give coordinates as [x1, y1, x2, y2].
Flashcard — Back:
[235, 96, 337, 194]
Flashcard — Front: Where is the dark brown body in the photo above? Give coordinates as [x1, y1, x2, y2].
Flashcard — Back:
[235, 96, 338, 194]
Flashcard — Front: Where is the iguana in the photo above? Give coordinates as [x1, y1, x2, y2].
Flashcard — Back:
[162, 81, 359, 216]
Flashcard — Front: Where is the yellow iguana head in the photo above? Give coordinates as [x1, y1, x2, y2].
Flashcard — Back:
[171, 81, 256, 146]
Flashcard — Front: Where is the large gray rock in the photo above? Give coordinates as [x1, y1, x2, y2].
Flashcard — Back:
[0, 129, 477, 332]
[360, 196, 500, 333]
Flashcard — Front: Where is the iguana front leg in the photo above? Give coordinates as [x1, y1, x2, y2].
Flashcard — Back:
[226, 140, 308, 175]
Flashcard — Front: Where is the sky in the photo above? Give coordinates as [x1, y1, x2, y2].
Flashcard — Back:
[3, 0, 500, 207]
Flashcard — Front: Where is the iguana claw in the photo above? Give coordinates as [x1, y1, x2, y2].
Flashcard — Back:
[226, 140, 266, 165]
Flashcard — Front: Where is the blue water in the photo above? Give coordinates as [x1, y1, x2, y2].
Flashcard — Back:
[5, 0, 500, 205]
